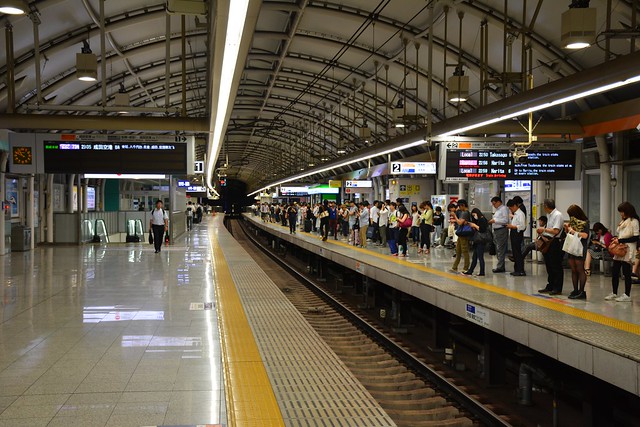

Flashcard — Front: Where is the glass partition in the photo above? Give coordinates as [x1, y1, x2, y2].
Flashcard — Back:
[81, 220, 94, 243]
[95, 219, 110, 243]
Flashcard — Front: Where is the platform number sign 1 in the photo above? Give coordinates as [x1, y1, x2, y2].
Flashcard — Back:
[194, 161, 204, 174]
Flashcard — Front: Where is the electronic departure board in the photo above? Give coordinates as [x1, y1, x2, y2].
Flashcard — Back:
[441, 143, 579, 181]
[446, 150, 512, 179]
[43, 141, 187, 174]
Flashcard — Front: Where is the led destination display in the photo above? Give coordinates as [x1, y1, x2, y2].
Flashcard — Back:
[444, 146, 578, 181]
[43, 141, 187, 174]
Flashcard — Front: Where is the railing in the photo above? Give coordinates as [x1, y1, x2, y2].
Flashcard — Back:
[80, 220, 94, 243]
[95, 219, 109, 243]
[53, 211, 185, 244]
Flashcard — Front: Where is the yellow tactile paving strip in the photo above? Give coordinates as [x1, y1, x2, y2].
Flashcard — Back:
[259, 217, 640, 337]
[209, 226, 285, 427]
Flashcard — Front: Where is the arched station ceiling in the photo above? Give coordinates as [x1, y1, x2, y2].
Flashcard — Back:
[1, 0, 639, 190]
[0, 0, 209, 117]
[226, 0, 640, 188]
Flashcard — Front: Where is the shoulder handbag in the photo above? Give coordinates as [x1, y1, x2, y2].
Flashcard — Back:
[399, 216, 412, 229]
[455, 223, 474, 237]
[562, 232, 584, 257]
[366, 226, 375, 239]
[608, 240, 629, 258]
[535, 235, 552, 254]
[474, 229, 492, 244]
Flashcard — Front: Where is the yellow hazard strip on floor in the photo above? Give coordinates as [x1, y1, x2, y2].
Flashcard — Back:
[209, 226, 285, 427]
[264, 219, 640, 336]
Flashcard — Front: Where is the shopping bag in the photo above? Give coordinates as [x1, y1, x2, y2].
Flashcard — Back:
[562, 232, 584, 257]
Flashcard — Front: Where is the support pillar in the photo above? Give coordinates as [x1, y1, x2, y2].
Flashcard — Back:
[432, 307, 450, 350]
[483, 330, 507, 386]
[76, 175, 82, 245]
[46, 174, 54, 243]
[458, 183, 465, 199]
[5, 24, 15, 113]
[67, 174, 75, 213]
[596, 135, 612, 228]
[27, 175, 35, 249]
[82, 180, 89, 214]
[0, 152, 7, 255]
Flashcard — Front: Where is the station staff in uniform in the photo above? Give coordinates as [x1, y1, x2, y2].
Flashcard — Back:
[537, 199, 565, 295]
[488, 197, 510, 273]
[150, 200, 169, 253]
[507, 199, 527, 276]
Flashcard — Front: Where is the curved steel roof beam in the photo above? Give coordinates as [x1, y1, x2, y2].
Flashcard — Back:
[55, 57, 207, 107]
[277, 53, 457, 116]
[15, 31, 207, 108]
[0, 5, 167, 77]
[260, 73, 450, 127]
[251, 0, 310, 139]
[308, 0, 580, 73]
[229, 105, 367, 164]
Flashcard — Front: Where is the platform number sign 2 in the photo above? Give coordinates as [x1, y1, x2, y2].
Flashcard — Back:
[194, 161, 204, 174]
[391, 163, 402, 173]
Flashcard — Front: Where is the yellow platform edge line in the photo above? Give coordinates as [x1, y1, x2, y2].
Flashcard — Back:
[258, 218, 640, 336]
[209, 225, 285, 427]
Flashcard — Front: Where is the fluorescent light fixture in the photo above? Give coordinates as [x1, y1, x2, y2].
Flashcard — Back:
[561, 7, 596, 50]
[84, 174, 167, 179]
[247, 137, 426, 196]
[336, 148, 347, 154]
[394, 123, 405, 128]
[439, 73, 640, 137]
[205, 0, 251, 191]
[565, 41, 591, 49]
[248, 72, 640, 197]
[0, 0, 27, 14]
[447, 73, 469, 103]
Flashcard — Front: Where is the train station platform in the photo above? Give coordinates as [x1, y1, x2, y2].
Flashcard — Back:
[244, 214, 640, 398]
[0, 216, 394, 427]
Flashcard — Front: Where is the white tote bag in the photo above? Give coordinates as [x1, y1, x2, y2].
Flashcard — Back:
[562, 232, 584, 257]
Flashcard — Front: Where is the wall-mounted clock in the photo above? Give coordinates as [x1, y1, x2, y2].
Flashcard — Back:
[12, 146, 33, 165]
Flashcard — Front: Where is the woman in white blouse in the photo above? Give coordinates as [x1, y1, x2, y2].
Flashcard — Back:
[606, 202, 640, 302]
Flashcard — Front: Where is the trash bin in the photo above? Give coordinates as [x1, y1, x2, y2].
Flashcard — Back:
[11, 226, 31, 252]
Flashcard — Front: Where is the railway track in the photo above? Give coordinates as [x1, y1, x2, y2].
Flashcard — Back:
[228, 218, 512, 427]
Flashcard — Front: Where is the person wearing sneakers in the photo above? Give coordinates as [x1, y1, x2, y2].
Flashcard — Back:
[606, 201, 640, 302]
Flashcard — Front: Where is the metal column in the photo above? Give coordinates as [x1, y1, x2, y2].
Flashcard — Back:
[46, 174, 54, 243]
[27, 176, 35, 249]
[67, 175, 75, 213]
[5, 24, 15, 113]
[0, 153, 7, 255]
[82, 180, 89, 214]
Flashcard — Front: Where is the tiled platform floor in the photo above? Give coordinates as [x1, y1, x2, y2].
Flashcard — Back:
[0, 224, 225, 426]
